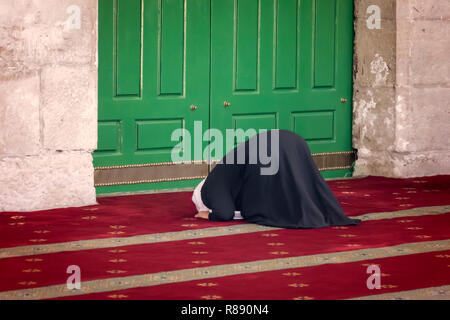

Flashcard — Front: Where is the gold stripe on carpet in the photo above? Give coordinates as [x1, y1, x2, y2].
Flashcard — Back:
[356, 205, 450, 221]
[0, 205, 449, 259]
[0, 240, 448, 300]
[349, 284, 450, 300]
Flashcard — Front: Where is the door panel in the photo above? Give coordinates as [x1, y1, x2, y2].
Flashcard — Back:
[274, 0, 298, 90]
[116, 0, 141, 96]
[210, 0, 354, 158]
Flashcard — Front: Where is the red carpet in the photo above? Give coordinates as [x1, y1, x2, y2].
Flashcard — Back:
[0, 175, 449, 300]
[1, 175, 448, 248]
[52, 250, 450, 300]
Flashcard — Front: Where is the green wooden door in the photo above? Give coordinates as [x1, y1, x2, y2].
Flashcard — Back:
[210, 0, 354, 179]
[95, 0, 211, 193]
[95, 0, 355, 194]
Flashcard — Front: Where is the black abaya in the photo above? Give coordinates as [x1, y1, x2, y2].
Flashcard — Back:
[200, 129, 360, 229]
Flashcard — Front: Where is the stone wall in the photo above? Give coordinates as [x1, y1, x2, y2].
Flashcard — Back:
[353, 0, 450, 177]
[0, 0, 98, 211]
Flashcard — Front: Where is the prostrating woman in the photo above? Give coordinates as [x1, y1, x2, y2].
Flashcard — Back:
[193, 129, 360, 229]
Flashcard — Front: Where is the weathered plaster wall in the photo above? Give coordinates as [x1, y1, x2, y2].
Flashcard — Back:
[0, 0, 98, 211]
[353, 0, 450, 177]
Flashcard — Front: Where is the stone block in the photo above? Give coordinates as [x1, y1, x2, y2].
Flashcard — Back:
[354, 149, 450, 178]
[395, 87, 450, 152]
[0, 151, 97, 212]
[391, 150, 450, 177]
[354, 18, 396, 88]
[0, 75, 40, 157]
[410, 20, 450, 85]
[0, 0, 97, 69]
[352, 86, 396, 152]
[41, 65, 97, 151]
[353, 150, 396, 177]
